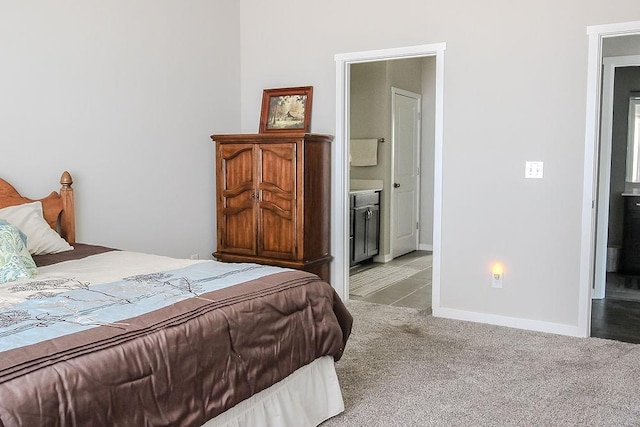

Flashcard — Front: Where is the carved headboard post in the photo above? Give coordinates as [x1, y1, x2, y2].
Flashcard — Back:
[59, 171, 76, 244]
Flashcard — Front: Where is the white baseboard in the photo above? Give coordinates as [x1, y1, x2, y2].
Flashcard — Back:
[376, 246, 432, 262]
[432, 306, 586, 338]
[373, 254, 393, 263]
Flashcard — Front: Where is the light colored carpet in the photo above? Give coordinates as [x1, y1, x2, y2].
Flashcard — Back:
[323, 300, 640, 427]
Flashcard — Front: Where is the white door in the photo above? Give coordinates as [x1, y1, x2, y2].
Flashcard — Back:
[391, 87, 421, 258]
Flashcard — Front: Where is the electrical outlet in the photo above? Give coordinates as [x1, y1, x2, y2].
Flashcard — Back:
[491, 272, 502, 288]
[525, 161, 544, 179]
[491, 264, 503, 288]
[190, 254, 199, 260]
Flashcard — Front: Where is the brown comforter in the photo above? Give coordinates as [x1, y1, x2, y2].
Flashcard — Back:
[31, 243, 117, 267]
[0, 269, 352, 426]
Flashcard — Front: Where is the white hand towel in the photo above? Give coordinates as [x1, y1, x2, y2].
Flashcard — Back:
[350, 139, 378, 166]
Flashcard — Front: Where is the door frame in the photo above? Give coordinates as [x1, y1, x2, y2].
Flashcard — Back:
[581, 20, 640, 337]
[333, 42, 446, 302]
[593, 55, 640, 300]
[390, 86, 422, 258]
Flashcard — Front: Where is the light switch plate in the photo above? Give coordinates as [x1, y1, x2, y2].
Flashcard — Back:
[525, 161, 544, 179]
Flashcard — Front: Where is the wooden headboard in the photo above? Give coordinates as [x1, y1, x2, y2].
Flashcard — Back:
[0, 171, 76, 244]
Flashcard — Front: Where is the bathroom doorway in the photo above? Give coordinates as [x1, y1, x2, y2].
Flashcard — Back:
[333, 43, 445, 305]
[587, 30, 640, 343]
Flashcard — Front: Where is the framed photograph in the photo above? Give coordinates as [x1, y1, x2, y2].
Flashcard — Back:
[259, 86, 313, 133]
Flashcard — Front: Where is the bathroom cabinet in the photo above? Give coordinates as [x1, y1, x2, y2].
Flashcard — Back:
[350, 190, 380, 266]
[622, 195, 640, 274]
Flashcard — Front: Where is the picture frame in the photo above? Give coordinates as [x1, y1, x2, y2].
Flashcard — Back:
[259, 86, 313, 133]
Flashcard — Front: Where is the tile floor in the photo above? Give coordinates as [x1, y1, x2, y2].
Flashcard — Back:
[349, 250, 432, 310]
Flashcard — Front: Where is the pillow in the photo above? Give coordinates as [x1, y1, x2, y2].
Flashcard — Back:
[0, 220, 38, 284]
[0, 201, 73, 255]
[0, 219, 27, 246]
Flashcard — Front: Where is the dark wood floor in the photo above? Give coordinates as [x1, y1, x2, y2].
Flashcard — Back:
[591, 298, 640, 344]
[591, 272, 640, 344]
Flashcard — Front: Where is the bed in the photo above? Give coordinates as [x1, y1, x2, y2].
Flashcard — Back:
[0, 172, 352, 427]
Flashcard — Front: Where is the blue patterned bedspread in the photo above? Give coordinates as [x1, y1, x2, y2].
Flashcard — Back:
[0, 260, 284, 353]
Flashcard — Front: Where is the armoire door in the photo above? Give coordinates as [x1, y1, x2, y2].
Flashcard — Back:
[257, 143, 297, 260]
[217, 143, 257, 255]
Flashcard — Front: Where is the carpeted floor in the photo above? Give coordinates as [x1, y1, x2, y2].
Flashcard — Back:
[323, 300, 640, 427]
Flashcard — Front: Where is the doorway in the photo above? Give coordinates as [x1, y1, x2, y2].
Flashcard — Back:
[593, 58, 640, 300]
[583, 22, 640, 341]
[333, 43, 446, 303]
[592, 59, 640, 343]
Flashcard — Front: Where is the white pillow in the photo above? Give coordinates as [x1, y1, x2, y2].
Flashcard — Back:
[0, 201, 73, 255]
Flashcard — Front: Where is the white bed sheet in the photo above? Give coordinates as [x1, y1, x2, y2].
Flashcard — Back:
[34, 251, 208, 284]
[204, 356, 344, 427]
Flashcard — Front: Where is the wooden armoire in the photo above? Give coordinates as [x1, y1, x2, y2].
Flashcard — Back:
[211, 133, 332, 282]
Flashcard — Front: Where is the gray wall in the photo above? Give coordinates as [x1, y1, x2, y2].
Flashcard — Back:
[238, 1, 640, 327]
[350, 62, 388, 184]
[604, 35, 640, 57]
[1, 1, 241, 260]
[350, 61, 390, 256]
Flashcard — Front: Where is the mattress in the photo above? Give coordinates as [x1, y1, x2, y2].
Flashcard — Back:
[0, 247, 352, 426]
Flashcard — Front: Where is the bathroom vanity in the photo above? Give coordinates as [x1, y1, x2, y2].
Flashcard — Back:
[621, 192, 640, 274]
[349, 180, 382, 266]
